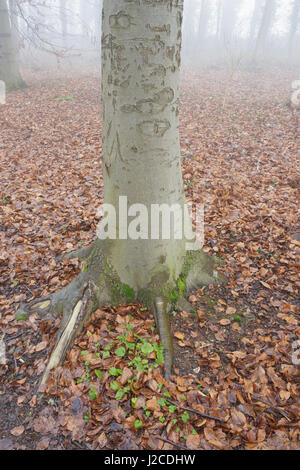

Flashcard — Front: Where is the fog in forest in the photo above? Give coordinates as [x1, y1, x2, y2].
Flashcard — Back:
[4, 0, 300, 74]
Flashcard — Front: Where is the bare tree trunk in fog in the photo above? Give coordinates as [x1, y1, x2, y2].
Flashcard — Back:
[80, 0, 91, 37]
[288, 0, 300, 60]
[0, 0, 25, 90]
[59, 0, 68, 45]
[249, 0, 263, 43]
[8, 0, 18, 41]
[94, 0, 102, 52]
[219, 0, 239, 45]
[216, 0, 222, 41]
[182, 0, 195, 61]
[197, 0, 209, 45]
[253, 0, 276, 62]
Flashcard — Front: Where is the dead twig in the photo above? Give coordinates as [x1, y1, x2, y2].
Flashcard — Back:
[149, 434, 188, 450]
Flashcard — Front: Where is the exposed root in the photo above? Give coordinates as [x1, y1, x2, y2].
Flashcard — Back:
[176, 297, 194, 313]
[15, 245, 227, 388]
[15, 272, 89, 320]
[185, 250, 227, 293]
[16, 244, 112, 388]
[39, 282, 96, 388]
[56, 241, 96, 262]
[153, 297, 173, 380]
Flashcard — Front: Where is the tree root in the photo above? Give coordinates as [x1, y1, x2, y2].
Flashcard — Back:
[15, 246, 227, 387]
[153, 297, 173, 380]
[15, 272, 90, 320]
[39, 281, 96, 388]
[56, 241, 96, 262]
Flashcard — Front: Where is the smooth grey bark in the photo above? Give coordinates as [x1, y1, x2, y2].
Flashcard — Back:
[0, 0, 24, 91]
[101, 0, 188, 293]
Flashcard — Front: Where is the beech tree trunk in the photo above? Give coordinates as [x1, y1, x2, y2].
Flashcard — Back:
[288, 0, 300, 60]
[249, 0, 262, 42]
[252, 0, 276, 62]
[16, 0, 224, 385]
[197, 0, 209, 47]
[101, 0, 188, 292]
[59, 0, 68, 45]
[0, 0, 24, 91]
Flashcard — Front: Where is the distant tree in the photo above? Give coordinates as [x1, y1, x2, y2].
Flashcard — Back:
[249, 0, 263, 43]
[252, 0, 276, 62]
[182, 0, 197, 61]
[0, 0, 25, 91]
[288, 0, 300, 59]
[59, 0, 68, 45]
[216, 0, 222, 41]
[218, 0, 240, 45]
[197, 0, 210, 44]
[93, 0, 102, 48]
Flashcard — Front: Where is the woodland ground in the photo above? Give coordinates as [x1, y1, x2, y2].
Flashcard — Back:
[0, 67, 299, 450]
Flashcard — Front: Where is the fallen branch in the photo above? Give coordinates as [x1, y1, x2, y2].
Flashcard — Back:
[151, 389, 226, 423]
[149, 434, 188, 450]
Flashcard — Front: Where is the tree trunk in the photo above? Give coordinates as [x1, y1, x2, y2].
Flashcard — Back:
[0, 0, 25, 91]
[101, 0, 188, 294]
[93, 0, 102, 52]
[216, 0, 222, 41]
[197, 0, 209, 49]
[249, 0, 262, 42]
[252, 0, 276, 62]
[288, 0, 300, 60]
[219, 0, 239, 45]
[16, 0, 225, 385]
[59, 0, 68, 46]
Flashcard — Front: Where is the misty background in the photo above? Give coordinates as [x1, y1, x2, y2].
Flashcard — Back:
[7, 0, 300, 73]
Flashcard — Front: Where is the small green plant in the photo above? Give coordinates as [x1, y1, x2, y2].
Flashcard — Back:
[233, 314, 242, 325]
[115, 346, 126, 357]
[109, 367, 122, 377]
[169, 274, 187, 305]
[184, 176, 195, 188]
[16, 314, 27, 322]
[168, 404, 177, 414]
[55, 95, 75, 101]
[181, 411, 190, 423]
[121, 284, 135, 302]
[94, 370, 103, 380]
[115, 386, 130, 401]
[131, 397, 137, 408]
[89, 386, 98, 400]
[158, 398, 167, 407]
[134, 419, 143, 430]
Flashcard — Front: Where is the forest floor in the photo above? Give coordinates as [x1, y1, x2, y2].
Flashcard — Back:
[0, 67, 299, 450]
